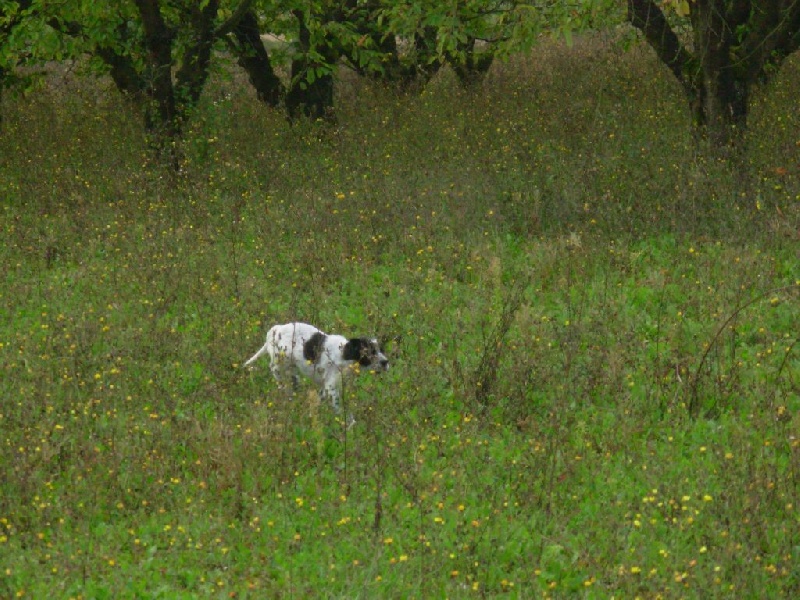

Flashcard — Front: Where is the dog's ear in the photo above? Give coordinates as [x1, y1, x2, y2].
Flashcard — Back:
[303, 332, 326, 362]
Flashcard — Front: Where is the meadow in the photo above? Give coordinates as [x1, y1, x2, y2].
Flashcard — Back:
[1, 34, 799, 598]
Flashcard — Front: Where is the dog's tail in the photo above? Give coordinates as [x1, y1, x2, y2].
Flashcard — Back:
[243, 342, 270, 368]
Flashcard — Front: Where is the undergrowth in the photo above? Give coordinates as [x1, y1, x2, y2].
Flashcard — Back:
[1, 35, 799, 598]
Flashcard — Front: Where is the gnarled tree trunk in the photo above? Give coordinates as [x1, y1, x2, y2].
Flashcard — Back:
[628, 0, 800, 150]
[133, 0, 177, 141]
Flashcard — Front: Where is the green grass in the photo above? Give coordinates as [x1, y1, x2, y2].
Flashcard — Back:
[1, 35, 799, 598]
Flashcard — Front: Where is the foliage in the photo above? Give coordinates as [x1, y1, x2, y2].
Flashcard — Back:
[1, 36, 799, 596]
[0, 0, 618, 128]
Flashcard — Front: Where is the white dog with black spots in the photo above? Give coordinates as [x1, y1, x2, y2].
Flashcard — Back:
[244, 322, 389, 417]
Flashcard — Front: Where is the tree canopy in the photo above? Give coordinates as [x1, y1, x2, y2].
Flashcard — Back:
[1, 0, 799, 152]
[0, 1, 610, 117]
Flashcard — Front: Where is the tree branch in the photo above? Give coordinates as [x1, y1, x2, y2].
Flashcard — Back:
[214, 0, 254, 38]
[626, 0, 698, 94]
[46, 15, 146, 97]
[224, 9, 283, 107]
[741, 0, 800, 82]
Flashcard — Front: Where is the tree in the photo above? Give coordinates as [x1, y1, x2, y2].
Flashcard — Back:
[627, 0, 800, 148]
[41, 0, 281, 159]
[284, 5, 340, 120]
[0, 2, 26, 126]
[0, 0, 51, 126]
[2, 0, 604, 145]
[277, 0, 598, 117]
[222, 5, 283, 107]
[378, 0, 542, 87]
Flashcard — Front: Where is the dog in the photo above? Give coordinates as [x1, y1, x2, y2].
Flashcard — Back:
[243, 322, 389, 415]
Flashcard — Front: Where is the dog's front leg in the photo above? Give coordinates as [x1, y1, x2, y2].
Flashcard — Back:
[322, 385, 356, 429]
[322, 386, 341, 413]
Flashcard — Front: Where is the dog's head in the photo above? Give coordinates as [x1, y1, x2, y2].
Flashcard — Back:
[343, 337, 389, 372]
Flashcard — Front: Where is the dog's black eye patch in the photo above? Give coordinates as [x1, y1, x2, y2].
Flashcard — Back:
[361, 339, 382, 366]
[343, 338, 377, 366]
[303, 332, 326, 362]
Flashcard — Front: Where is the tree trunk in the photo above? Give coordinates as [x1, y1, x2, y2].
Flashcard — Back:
[95, 46, 146, 102]
[174, 0, 219, 116]
[229, 10, 283, 107]
[285, 9, 337, 121]
[133, 0, 178, 147]
[286, 61, 335, 121]
[691, 0, 748, 147]
[448, 38, 494, 87]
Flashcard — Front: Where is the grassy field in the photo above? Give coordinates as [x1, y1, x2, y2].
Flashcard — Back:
[1, 34, 799, 598]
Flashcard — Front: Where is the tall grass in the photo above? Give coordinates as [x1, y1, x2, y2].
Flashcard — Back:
[1, 34, 799, 597]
